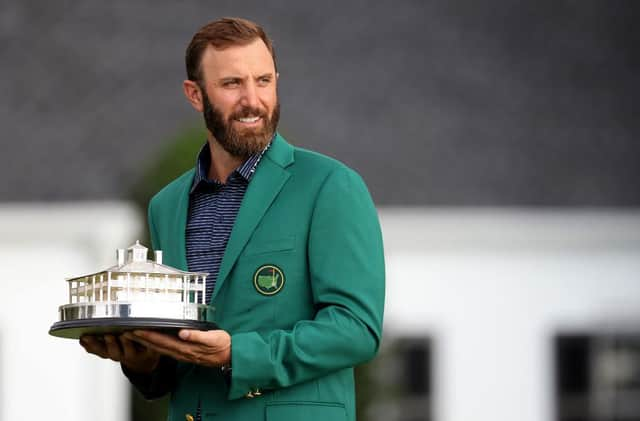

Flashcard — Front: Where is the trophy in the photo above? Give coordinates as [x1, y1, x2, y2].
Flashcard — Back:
[49, 241, 217, 339]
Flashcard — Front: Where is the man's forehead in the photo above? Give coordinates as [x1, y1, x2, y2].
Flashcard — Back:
[200, 39, 275, 78]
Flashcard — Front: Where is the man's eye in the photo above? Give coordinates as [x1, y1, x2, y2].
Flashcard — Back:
[223, 80, 239, 87]
[258, 77, 271, 86]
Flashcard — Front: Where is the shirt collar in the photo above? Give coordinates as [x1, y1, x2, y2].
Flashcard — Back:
[190, 140, 271, 194]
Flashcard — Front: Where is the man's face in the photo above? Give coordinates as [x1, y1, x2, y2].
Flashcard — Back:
[197, 39, 279, 158]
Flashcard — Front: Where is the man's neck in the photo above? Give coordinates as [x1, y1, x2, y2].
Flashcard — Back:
[206, 137, 243, 184]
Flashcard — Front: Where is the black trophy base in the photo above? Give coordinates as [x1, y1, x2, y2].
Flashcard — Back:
[49, 318, 219, 339]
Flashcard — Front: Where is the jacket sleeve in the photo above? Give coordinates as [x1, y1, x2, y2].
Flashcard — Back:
[121, 356, 177, 400]
[121, 200, 178, 399]
[227, 166, 385, 399]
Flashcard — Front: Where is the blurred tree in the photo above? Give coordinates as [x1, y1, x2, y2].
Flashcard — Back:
[130, 125, 207, 217]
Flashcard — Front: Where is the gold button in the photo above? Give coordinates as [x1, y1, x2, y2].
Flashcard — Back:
[245, 391, 255, 398]
[253, 389, 262, 396]
[185, 414, 194, 421]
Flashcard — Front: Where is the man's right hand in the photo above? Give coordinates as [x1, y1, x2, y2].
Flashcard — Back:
[80, 334, 161, 374]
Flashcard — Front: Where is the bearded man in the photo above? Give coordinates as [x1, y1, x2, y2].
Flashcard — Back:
[80, 17, 385, 421]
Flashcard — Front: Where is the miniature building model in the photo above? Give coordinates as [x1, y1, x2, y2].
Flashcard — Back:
[50, 241, 213, 338]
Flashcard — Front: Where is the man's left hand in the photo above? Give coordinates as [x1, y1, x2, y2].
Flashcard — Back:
[122, 329, 231, 368]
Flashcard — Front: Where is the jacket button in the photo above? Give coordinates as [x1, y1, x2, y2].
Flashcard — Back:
[185, 414, 194, 421]
[245, 391, 255, 398]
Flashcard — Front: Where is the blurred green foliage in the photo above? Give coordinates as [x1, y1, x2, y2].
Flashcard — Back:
[130, 125, 207, 215]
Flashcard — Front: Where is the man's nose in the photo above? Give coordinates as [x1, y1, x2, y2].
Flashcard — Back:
[240, 82, 260, 109]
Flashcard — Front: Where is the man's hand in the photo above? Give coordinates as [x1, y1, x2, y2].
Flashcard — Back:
[79, 334, 161, 374]
[122, 329, 231, 368]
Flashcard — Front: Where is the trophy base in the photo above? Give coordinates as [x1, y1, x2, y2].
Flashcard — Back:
[49, 318, 218, 339]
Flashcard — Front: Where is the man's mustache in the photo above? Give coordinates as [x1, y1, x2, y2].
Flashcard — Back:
[230, 107, 268, 120]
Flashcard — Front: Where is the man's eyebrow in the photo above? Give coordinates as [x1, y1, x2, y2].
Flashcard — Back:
[215, 73, 274, 84]
[218, 76, 243, 82]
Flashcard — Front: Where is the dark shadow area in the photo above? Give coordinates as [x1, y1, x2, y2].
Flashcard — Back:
[555, 332, 640, 421]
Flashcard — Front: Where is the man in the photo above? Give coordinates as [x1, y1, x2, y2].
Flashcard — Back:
[80, 17, 385, 421]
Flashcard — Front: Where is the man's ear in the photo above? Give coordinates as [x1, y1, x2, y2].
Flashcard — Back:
[183, 80, 204, 112]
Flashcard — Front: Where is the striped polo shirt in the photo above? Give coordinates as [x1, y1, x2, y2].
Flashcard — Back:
[186, 141, 269, 303]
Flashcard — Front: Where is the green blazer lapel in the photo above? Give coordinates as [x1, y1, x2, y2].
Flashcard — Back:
[212, 134, 294, 301]
[172, 170, 193, 271]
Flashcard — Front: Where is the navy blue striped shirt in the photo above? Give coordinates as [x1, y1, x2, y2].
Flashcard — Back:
[186, 141, 269, 303]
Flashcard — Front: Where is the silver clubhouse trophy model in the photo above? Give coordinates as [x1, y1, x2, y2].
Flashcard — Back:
[49, 241, 217, 339]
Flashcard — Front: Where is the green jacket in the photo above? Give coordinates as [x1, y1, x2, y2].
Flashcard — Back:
[145, 133, 385, 421]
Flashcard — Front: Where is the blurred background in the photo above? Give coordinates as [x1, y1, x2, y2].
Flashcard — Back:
[1, 1, 639, 420]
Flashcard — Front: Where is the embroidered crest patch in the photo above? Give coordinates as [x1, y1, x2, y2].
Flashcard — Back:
[253, 265, 285, 295]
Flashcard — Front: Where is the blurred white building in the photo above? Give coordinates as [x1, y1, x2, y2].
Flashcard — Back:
[0, 202, 141, 421]
[378, 208, 640, 421]
[1, 204, 639, 421]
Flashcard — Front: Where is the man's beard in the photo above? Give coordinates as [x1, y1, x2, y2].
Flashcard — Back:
[202, 91, 279, 159]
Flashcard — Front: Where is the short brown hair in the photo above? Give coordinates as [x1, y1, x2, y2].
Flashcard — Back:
[185, 17, 276, 84]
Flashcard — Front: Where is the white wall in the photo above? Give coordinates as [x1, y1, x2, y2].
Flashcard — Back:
[380, 208, 640, 421]
[2, 205, 638, 421]
[0, 202, 142, 421]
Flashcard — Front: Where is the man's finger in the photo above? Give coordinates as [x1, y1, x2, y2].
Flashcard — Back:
[123, 332, 155, 350]
[131, 330, 184, 351]
[129, 331, 210, 364]
[178, 329, 196, 342]
[134, 338, 190, 362]
[120, 334, 138, 360]
[80, 335, 109, 359]
[103, 334, 123, 361]
[127, 332, 181, 357]
[121, 332, 147, 353]
[178, 329, 221, 346]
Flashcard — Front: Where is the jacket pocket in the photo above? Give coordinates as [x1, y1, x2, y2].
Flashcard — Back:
[243, 235, 295, 256]
[265, 402, 346, 421]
